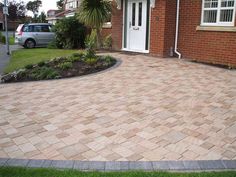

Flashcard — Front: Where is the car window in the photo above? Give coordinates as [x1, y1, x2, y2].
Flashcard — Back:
[49, 25, 53, 32]
[41, 25, 50, 32]
[34, 25, 43, 32]
[22, 25, 34, 32]
[33, 25, 50, 32]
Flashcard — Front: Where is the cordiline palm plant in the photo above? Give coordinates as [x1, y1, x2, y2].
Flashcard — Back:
[78, 0, 112, 48]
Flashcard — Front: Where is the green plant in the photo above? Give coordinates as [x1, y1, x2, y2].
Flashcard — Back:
[72, 51, 85, 58]
[29, 67, 60, 80]
[47, 39, 58, 49]
[0, 32, 3, 43]
[38, 61, 46, 67]
[85, 30, 97, 58]
[85, 58, 98, 65]
[57, 61, 73, 70]
[54, 16, 87, 49]
[77, 0, 111, 48]
[103, 34, 112, 49]
[68, 55, 81, 63]
[25, 64, 34, 70]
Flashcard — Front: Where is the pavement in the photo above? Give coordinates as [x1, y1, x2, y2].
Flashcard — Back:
[0, 53, 235, 162]
[0, 44, 21, 75]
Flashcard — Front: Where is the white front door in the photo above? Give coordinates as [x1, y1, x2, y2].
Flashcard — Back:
[127, 0, 147, 52]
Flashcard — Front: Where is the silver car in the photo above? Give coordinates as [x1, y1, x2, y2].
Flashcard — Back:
[15, 23, 55, 49]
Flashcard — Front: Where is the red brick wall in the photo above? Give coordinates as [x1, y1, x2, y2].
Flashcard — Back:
[163, 0, 177, 56]
[150, 0, 166, 57]
[111, 2, 123, 50]
[111, 0, 236, 66]
[111, 0, 177, 57]
[178, 0, 236, 66]
[101, 27, 112, 39]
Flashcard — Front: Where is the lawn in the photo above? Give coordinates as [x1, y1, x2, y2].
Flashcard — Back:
[0, 167, 236, 177]
[4, 48, 77, 73]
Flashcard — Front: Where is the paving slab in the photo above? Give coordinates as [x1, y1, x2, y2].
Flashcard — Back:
[0, 53, 236, 162]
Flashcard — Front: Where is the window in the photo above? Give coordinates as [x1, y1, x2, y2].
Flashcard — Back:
[33, 25, 50, 32]
[201, 0, 236, 26]
[132, 3, 136, 26]
[22, 25, 34, 32]
[138, 2, 142, 26]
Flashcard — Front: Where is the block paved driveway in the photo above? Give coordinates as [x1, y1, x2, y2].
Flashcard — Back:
[0, 53, 236, 161]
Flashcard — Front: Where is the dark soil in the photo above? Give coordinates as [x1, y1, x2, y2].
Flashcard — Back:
[1, 55, 117, 83]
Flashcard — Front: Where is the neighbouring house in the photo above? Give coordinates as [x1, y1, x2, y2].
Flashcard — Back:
[47, 0, 112, 38]
[0, 8, 4, 30]
[111, 0, 236, 67]
[46, 10, 64, 25]
[46, 0, 81, 24]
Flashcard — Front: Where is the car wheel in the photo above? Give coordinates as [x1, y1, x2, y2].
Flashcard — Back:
[24, 39, 36, 49]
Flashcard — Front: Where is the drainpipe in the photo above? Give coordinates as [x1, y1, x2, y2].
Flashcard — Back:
[175, 0, 181, 59]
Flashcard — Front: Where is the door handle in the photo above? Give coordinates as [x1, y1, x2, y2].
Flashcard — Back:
[133, 27, 139, 30]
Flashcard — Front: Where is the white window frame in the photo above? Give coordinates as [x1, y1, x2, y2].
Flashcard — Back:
[201, 0, 236, 26]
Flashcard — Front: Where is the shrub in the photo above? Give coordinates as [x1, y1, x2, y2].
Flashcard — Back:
[54, 16, 87, 49]
[0, 32, 3, 43]
[57, 61, 73, 70]
[68, 55, 81, 63]
[67, 51, 85, 62]
[29, 67, 60, 80]
[72, 51, 85, 58]
[47, 39, 58, 49]
[1, 36, 6, 44]
[85, 58, 98, 65]
[101, 55, 115, 66]
[38, 61, 46, 67]
[25, 64, 34, 70]
[103, 34, 112, 49]
[85, 30, 97, 58]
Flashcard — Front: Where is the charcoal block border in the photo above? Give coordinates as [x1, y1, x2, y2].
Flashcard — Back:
[0, 158, 236, 172]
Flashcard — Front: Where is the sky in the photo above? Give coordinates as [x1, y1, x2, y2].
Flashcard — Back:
[23, 0, 58, 16]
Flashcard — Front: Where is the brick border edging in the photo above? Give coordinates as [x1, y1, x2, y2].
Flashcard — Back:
[0, 158, 236, 172]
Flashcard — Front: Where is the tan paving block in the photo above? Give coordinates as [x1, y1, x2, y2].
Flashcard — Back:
[18, 143, 36, 153]
[0, 53, 235, 161]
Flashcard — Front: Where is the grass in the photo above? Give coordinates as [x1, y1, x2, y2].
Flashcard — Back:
[0, 167, 236, 177]
[9, 36, 15, 45]
[4, 48, 77, 73]
[0, 36, 15, 45]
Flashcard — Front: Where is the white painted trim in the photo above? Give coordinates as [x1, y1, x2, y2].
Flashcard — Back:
[201, 0, 236, 27]
[175, 0, 181, 59]
[122, 48, 149, 53]
[122, 0, 150, 53]
[122, 0, 125, 49]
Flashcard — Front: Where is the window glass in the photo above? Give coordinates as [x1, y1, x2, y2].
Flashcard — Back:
[22, 25, 34, 32]
[41, 25, 50, 32]
[202, 0, 236, 26]
[33, 25, 50, 32]
[132, 3, 136, 26]
[138, 2, 142, 26]
[34, 25, 42, 32]
[203, 10, 218, 23]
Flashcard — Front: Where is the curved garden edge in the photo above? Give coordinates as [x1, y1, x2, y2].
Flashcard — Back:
[0, 53, 122, 84]
[0, 57, 122, 85]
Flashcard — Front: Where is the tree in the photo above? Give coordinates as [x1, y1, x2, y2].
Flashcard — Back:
[26, 0, 42, 16]
[57, 0, 64, 10]
[77, 0, 111, 48]
[37, 11, 47, 23]
[1, 0, 26, 21]
[54, 16, 86, 49]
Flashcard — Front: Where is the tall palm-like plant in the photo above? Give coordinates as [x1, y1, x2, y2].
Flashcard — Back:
[77, 0, 111, 48]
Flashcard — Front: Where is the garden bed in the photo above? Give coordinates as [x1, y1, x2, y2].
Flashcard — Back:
[1, 52, 116, 83]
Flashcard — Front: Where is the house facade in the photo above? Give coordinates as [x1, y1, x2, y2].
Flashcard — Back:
[111, 0, 236, 66]
[47, 0, 81, 24]
[0, 8, 4, 30]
